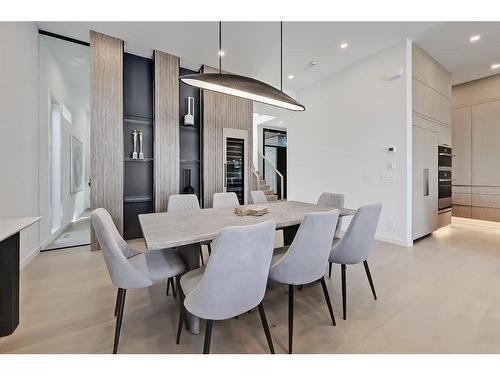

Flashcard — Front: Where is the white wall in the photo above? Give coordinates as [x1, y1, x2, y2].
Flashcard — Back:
[38, 35, 90, 247]
[0, 22, 40, 264]
[286, 41, 412, 246]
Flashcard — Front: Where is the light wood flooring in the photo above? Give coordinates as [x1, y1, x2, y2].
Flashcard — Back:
[1, 219, 500, 354]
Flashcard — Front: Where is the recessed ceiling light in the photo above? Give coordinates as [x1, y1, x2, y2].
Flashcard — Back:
[340, 42, 349, 49]
[218, 50, 225, 56]
[469, 35, 481, 43]
[288, 74, 294, 79]
[491, 63, 500, 70]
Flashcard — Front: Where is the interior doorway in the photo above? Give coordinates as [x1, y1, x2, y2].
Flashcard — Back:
[263, 128, 287, 199]
[39, 32, 91, 251]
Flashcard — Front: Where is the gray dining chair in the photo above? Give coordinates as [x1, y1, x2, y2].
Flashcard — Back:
[91, 208, 186, 354]
[269, 210, 339, 354]
[329, 202, 382, 320]
[213, 192, 240, 209]
[176, 220, 276, 354]
[167, 194, 207, 276]
[250, 190, 268, 204]
[317, 192, 345, 277]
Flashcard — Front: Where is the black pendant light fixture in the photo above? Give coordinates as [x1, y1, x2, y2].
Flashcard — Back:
[179, 22, 305, 111]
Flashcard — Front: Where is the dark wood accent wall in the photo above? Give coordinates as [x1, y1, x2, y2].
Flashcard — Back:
[201, 65, 253, 208]
[154, 50, 180, 212]
[90, 31, 124, 250]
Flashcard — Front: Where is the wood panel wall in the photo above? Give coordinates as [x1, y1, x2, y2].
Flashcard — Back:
[451, 74, 500, 222]
[201, 65, 253, 208]
[90, 31, 124, 250]
[154, 50, 180, 212]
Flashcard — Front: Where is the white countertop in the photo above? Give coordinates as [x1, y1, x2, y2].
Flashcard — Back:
[0, 217, 40, 243]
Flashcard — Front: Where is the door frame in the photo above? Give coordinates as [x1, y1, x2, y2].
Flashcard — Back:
[222, 128, 249, 204]
[262, 127, 287, 199]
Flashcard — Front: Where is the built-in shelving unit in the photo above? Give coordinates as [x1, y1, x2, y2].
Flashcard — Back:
[123, 53, 154, 239]
[179, 67, 203, 204]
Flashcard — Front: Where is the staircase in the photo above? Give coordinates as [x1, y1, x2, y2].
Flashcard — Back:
[255, 172, 279, 201]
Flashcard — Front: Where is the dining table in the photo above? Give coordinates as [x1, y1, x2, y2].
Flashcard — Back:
[139, 200, 356, 334]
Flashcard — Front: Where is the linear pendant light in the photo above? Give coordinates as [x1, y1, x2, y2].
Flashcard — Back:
[179, 22, 305, 111]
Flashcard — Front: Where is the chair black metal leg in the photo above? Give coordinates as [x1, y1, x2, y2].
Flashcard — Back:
[257, 302, 275, 354]
[363, 260, 377, 300]
[199, 248, 205, 266]
[207, 243, 211, 256]
[114, 288, 122, 317]
[319, 277, 336, 326]
[176, 295, 185, 344]
[328, 262, 332, 278]
[113, 288, 126, 354]
[288, 284, 294, 354]
[341, 264, 347, 320]
[171, 277, 177, 299]
[166, 277, 171, 296]
[203, 320, 213, 354]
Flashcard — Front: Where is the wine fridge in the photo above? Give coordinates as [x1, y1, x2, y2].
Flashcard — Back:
[223, 128, 248, 205]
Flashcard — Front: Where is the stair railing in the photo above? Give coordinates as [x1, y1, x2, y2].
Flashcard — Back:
[256, 152, 284, 200]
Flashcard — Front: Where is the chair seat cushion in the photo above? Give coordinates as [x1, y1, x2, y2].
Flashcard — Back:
[180, 266, 206, 295]
[129, 248, 186, 285]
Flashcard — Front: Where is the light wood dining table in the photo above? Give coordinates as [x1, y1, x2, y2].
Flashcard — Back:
[139, 200, 356, 334]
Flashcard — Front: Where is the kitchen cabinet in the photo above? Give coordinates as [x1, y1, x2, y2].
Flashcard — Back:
[413, 126, 438, 239]
[451, 107, 472, 186]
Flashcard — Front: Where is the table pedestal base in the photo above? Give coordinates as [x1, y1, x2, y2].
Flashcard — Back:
[0, 233, 20, 337]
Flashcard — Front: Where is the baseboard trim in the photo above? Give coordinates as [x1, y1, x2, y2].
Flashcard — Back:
[375, 234, 413, 248]
[20, 246, 40, 270]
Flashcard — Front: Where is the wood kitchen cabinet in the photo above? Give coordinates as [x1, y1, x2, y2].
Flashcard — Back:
[451, 107, 472, 186]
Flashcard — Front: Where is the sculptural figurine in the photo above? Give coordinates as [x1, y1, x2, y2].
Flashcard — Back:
[138, 130, 144, 159]
[132, 130, 138, 159]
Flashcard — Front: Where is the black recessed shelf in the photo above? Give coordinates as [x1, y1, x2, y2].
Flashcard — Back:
[125, 157, 153, 162]
[123, 52, 154, 240]
[179, 66, 203, 203]
[124, 196, 153, 203]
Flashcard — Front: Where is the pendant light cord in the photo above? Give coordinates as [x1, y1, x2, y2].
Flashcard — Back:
[280, 21, 283, 92]
[219, 21, 222, 74]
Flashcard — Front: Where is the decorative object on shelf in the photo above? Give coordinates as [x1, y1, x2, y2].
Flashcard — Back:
[179, 22, 305, 111]
[131, 130, 138, 159]
[235, 205, 269, 217]
[70, 135, 84, 194]
[182, 169, 195, 194]
[184, 96, 195, 125]
[138, 130, 144, 159]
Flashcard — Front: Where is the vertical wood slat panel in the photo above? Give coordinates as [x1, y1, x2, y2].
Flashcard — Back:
[90, 31, 124, 250]
[154, 50, 180, 212]
[202, 65, 253, 208]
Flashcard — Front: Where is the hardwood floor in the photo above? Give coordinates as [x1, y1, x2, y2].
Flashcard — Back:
[2, 219, 500, 354]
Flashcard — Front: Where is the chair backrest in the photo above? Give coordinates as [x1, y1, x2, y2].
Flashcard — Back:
[250, 190, 268, 204]
[318, 192, 344, 237]
[167, 194, 200, 213]
[184, 220, 276, 320]
[91, 208, 152, 289]
[213, 192, 240, 209]
[330, 202, 382, 265]
[270, 210, 339, 285]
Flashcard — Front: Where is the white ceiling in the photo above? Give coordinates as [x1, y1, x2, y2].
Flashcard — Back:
[414, 22, 500, 85]
[36, 22, 436, 92]
[36, 21, 500, 91]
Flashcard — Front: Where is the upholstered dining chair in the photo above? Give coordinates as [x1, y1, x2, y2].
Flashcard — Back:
[250, 190, 268, 204]
[269, 210, 339, 354]
[317, 192, 345, 277]
[329, 202, 382, 320]
[91, 208, 186, 354]
[167, 194, 207, 277]
[176, 220, 276, 354]
[213, 192, 240, 209]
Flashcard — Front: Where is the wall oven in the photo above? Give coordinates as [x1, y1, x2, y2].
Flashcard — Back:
[438, 145, 452, 210]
